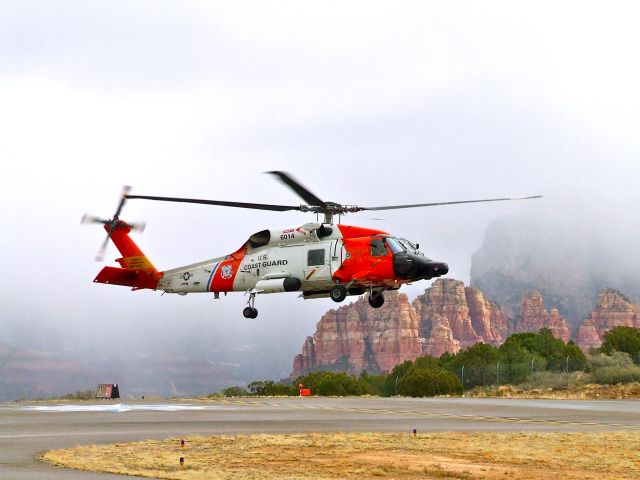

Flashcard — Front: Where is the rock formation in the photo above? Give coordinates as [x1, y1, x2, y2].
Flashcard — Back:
[465, 286, 509, 345]
[292, 279, 508, 377]
[291, 291, 423, 377]
[514, 291, 571, 342]
[575, 288, 640, 351]
[292, 280, 640, 376]
[470, 214, 640, 327]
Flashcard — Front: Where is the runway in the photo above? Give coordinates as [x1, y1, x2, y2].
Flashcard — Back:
[2, 396, 640, 479]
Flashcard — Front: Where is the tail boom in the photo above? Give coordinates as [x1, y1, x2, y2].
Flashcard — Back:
[93, 222, 162, 290]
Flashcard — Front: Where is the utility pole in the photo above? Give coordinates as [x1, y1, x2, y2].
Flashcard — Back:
[496, 362, 500, 386]
[461, 365, 464, 390]
[531, 358, 535, 375]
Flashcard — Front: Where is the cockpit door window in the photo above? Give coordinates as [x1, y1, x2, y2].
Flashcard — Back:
[370, 238, 388, 257]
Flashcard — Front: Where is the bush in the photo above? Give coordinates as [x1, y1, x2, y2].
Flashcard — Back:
[587, 352, 635, 371]
[517, 371, 572, 391]
[222, 386, 248, 397]
[295, 371, 371, 396]
[247, 381, 297, 396]
[316, 377, 348, 396]
[601, 326, 640, 361]
[51, 390, 96, 401]
[589, 366, 640, 385]
[396, 366, 462, 397]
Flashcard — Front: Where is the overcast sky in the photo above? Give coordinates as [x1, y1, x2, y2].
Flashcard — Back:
[1, 1, 639, 377]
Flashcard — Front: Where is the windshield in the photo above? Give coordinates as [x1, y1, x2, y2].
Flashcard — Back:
[398, 238, 424, 255]
[385, 237, 405, 254]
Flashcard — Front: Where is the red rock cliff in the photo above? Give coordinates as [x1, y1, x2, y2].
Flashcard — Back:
[513, 291, 571, 342]
[291, 291, 423, 377]
[292, 279, 507, 377]
[576, 288, 640, 351]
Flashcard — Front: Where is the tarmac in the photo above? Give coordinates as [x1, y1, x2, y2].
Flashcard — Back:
[1, 396, 640, 479]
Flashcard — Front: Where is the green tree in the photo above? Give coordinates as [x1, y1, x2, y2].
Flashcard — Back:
[222, 386, 248, 397]
[295, 371, 370, 396]
[382, 360, 415, 396]
[498, 341, 534, 384]
[445, 343, 499, 387]
[601, 326, 640, 362]
[499, 329, 585, 372]
[396, 366, 462, 397]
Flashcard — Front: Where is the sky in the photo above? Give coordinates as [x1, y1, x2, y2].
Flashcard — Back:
[1, 1, 640, 381]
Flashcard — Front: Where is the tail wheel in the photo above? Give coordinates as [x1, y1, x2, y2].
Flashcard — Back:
[330, 285, 347, 303]
[243, 307, 258, 318]
[368, 292, 385, 308]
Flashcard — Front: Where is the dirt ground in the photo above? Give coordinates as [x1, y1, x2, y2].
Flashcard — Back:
[43, 431, 640, 479]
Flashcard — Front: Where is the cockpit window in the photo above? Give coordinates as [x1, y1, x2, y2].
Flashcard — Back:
[396, 238, 414, 252]
[385, 237, 405, 254]
[370, 238, 388, 256]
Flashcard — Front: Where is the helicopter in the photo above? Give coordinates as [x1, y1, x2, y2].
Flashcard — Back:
[83, 171, 541, 318]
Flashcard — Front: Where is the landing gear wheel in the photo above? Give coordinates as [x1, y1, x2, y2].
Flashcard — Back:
[368, 292, 385, 308]
[330, 285, 347, 303]
[243, 307, 258, 318]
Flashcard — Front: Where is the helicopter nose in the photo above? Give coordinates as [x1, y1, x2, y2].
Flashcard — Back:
[420, 260, 448, 278]
[393, 253, 449, 280]
[431, 262, 449, 276]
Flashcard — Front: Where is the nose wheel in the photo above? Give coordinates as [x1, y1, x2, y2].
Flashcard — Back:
[330, 285, 347, 303]
[243, 292, 258, 318]
[243, 306, 258, 318]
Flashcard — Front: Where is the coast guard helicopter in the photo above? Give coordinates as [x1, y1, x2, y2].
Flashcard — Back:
[83, 172, 540, 318]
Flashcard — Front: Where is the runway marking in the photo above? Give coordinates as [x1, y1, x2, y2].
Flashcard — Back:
[221, 400, 640, 430]
[0, 429, 183, 440]
[10, 399, 640, 431]
[20, 403, 243, 413]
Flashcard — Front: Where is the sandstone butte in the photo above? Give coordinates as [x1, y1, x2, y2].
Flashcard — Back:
[291, 279, 639, 377]
[575, 288, 640, 352]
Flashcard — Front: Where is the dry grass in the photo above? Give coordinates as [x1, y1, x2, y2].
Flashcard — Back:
[43, 431, 640, 479]
[468, 382, 640, 400]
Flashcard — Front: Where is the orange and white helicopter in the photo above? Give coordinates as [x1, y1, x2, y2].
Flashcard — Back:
[83, 172, 540, 318]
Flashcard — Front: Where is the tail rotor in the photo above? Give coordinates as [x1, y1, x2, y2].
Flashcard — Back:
[82, 186, 146, 261]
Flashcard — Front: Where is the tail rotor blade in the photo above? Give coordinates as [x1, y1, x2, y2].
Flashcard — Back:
[113, 185, 132, 219]
[128, 221, 146, 233]
[95, 233, 111, 262]
[81, 214, 108, 225]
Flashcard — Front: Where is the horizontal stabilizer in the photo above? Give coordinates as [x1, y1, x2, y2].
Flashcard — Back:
[94, 266, 162, 290]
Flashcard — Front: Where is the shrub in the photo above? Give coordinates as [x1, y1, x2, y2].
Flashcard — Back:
[587, 352, 634, 371]
[589, 366, 640, 385]
[295, 371, 371, 396]
[247, 381, 297, 396]
[222, 386, 248, 397]
[517, 371, 572, 391]
[600, 326, 640, 361]
[396, 367, 462, 397]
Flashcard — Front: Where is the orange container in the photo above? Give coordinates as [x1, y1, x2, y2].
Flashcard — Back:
[299, 388, 311, 396]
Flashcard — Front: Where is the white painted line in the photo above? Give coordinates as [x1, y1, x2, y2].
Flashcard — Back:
[20, 403, 238, 413]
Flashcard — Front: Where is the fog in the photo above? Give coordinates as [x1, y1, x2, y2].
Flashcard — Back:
[1, 1, 639, 394]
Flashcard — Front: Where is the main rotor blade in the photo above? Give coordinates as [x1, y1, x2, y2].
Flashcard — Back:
[125, 194, 301, 212]
[266, 171, 326, 207]
[362, 195, 542, 211]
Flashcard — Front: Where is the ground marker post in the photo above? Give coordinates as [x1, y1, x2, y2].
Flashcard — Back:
[180, 457, 184, 469]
